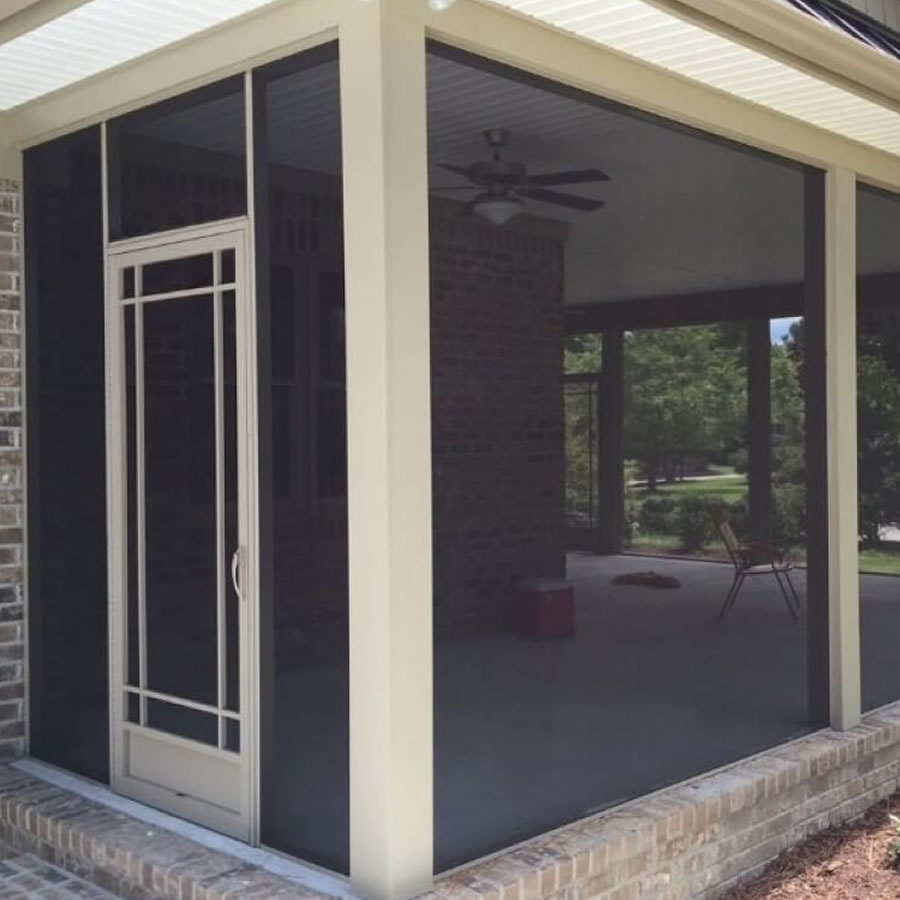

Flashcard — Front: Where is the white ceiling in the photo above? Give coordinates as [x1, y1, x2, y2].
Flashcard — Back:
[135, 51, 900, 306]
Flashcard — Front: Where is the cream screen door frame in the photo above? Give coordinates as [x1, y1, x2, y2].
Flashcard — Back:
[105, 218, 258, 841]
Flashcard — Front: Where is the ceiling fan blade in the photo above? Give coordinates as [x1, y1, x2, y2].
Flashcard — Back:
[438, 163, 472, 179]
[526, 168, 610, 186]
[430, 185, 477, 192]
[516, 186, 605, 212]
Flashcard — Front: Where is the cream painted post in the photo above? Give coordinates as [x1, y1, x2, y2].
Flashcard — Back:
[340, 2, 433, 898]
[826, 166, 860, 731]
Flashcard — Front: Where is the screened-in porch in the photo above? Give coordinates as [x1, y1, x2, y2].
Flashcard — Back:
[1, 0, 900, 898]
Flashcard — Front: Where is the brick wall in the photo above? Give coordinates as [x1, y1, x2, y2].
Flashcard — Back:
[430, 206, 569, 641]
[0, 180, 24, 760]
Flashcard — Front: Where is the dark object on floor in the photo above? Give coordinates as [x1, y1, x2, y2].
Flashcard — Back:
[612, 571, 681, 589]
[517, 579, 575, 640]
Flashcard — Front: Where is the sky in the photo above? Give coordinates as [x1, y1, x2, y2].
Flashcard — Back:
[770, 316, 800, 344]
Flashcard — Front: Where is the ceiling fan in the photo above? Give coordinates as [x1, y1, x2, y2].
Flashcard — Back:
[433, 128, 609, 226]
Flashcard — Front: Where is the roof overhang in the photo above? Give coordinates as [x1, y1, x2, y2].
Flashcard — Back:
[0, 0, 285, 110]
[644, 0, 900, 111]
[0, 0, 898, 191]
[481, 0, 900, 158]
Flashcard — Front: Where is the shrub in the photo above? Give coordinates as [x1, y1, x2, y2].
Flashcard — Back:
[727, 495, 749, 537]
[638, 495, 676, 534]
[672, 494, 715, 552]
[772, 483, 806, 551]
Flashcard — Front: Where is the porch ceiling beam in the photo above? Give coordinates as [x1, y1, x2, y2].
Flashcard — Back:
[564, 272, 900, 332]
[644, 0, 900, 113]
[564, 283, 804, 332]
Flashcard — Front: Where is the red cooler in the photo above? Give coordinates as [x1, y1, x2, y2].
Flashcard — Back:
[517, 579, 575, 640]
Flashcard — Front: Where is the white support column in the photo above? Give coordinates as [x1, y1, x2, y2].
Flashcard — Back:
[826, 166, 860, 732]
[340, 2, 433, 898]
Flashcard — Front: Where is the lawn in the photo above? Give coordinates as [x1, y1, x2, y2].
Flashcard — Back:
[859, 546, 900, 577]
[625, 473, 900, 576]
[636, 475, 747, 501]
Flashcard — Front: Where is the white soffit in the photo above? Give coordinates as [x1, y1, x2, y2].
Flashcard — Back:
[0, 0, 278, 111]
[486, 0, 900, 157]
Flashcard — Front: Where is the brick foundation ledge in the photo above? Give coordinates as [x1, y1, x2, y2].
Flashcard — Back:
[423, 704, 900, 900]
[0, 765, 339, 900]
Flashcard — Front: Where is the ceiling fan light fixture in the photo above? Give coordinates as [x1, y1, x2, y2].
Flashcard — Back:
[472, 192, 524, 226]
[427, 0, 459, 9]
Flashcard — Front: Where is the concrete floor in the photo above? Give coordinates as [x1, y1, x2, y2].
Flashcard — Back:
[434, 553, 813, 868]
[270, 552, 900, 871]
[431, 553, 900, 868]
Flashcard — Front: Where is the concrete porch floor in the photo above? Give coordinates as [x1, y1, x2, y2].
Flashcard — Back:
[272, 552, 900, 871]
[430, 552, 900, 868]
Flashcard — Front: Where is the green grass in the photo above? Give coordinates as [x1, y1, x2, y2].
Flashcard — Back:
[627, 474, 747, 502]
[860, 546, 900, 576]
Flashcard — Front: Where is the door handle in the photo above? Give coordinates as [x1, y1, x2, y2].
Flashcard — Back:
[231, 547, 243, 602]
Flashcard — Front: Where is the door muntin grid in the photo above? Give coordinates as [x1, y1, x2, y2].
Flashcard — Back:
[118, 244, 242, 753]
[107, 225, 253, 841]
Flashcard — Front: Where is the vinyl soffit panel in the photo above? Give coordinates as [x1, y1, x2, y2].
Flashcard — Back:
[0, 0, 278, 110]
[485, 0, 900, 156]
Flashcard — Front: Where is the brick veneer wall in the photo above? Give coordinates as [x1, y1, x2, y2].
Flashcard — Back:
[0, 180, 24, 761]
[424, 705, 900, 900]
[430, 208, 569, 640]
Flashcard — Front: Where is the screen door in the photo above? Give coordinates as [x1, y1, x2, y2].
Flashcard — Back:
[106, 220, 255, 840]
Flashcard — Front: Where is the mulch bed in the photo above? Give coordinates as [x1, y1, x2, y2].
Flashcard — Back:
[724, 791, 900, 900]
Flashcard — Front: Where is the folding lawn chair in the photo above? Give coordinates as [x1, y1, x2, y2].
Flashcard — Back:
[710, 505, 801, 619]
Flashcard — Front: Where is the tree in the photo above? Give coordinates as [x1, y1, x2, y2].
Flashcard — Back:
[564, 333, 602, 375]
[784, 310, 900, 544]
[857, 347, 900, 544]
[622, 325, 745, 489]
